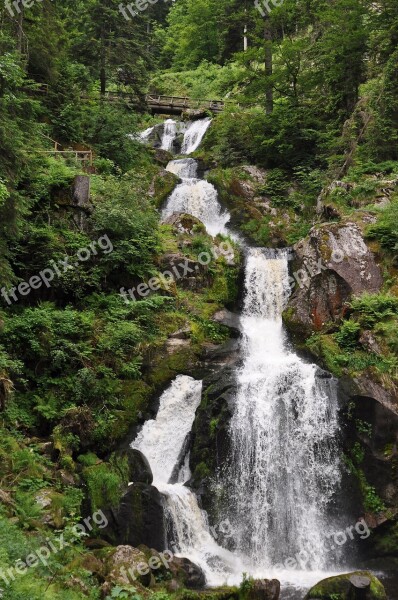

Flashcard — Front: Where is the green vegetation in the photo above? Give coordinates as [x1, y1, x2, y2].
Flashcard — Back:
[0, 0, 398, 596]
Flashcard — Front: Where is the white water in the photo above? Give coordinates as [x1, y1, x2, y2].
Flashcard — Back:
[134, 119, 346, 593]
[162, 158, 230, 237]
[182, 118, 212, 154]
[136, 117, 211, 155]
[131, 375, 243, 586]
[166, 157, 198, 179]
[225, 249, 343, 587]
[161, 119, 180, 151]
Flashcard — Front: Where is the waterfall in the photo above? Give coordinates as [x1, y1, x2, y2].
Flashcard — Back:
[131, 375, 242, 586]
[136, 117, 211, 155]
[165, 157, 198, 179]
[161, 119, 180, 151]
[134, 119, 346, 593]
[182, 118, 212, 154]
[162, 158, 230, 237]
[138, 126, 154, 142]
[225, 249, 342, 585]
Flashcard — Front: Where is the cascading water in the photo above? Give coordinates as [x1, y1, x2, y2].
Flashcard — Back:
[133, 118, 347, 594]
[131, 376, 242, 586]
[161, 119, 180, 151]
[136, 117, 212, 156]
[225, 249, 343, 588]
[181, 117, 212, 154]
[162, 158, 231, 237]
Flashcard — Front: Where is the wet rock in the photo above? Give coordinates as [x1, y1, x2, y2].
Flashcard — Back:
[285, 222, 383, 336]
[72, 175, 91, 211]
[243, 579, 280, 600]
[169, 556, 206, 589]
[304, 571, 387, 600]
[189, 366, 237, 515]
[213, 309, 241, 337]
[116, 447, 153, 485]
[103, 483, 166, 551]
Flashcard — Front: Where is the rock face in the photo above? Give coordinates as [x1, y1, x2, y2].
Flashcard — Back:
[244, 579, 280, 600]
[304, 571, 387, 600]
[189, 366, 237, 517]
[169, 556, 206, 589]
[103, 483, 166, 551]
[285, 222, 383, 336]
[116, 447, 153, 485]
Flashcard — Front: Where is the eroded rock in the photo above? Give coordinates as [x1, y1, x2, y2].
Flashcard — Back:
[285, 222, 383, 336]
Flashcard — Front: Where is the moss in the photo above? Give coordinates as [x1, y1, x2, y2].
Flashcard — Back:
[148, 346, 198, 389]
[179, 589, 239, 600]
[305, 571, 387, 600]
[83, 453, 129, 514]
[370, 521, 398, 556]
[152, 170, 179, 209]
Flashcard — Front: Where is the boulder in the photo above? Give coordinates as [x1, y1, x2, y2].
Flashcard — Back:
[285, 222, 383, 336]
[163, 212, 206, 236]
[242, 579, 280, 600]
[102, 545, 151, 592]
[152, 148, 174, 165]
[148, 169, 179, 209]
[160, 252, 212, 291]
[169, 556, 206, 589]
[116, 447, 153, 485]
[304, 571, 387, 600]
[189, 366, 237, 516]
[103, 483, 166, 551]
[212, 309, 241, 338]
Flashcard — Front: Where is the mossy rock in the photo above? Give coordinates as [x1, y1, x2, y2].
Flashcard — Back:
[305, 571, 387, 600]
[151, 169, 179, 209]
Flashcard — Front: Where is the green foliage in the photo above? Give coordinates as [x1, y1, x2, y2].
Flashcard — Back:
[152, 61, 245, 99]
[349, 294, 398, 327]
[335, 321, 361, 349]
[367, 198, 398, 253]
[83, 455, 129, 514]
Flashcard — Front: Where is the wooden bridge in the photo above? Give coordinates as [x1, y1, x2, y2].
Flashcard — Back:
[80, 91, 227, 114]
[24, 84, 228, 115]
[145, 94, 226, 114]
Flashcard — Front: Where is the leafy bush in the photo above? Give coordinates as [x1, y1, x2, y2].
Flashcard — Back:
[335, 320, 361, 349]
[350, 293, 398, 327]
[367, 198, 398, 253]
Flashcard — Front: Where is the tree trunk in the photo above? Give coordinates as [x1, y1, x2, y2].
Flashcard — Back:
[17, 8, 24, 54]
[100, 29, 106, 95]
[264, 14, 273, 114]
